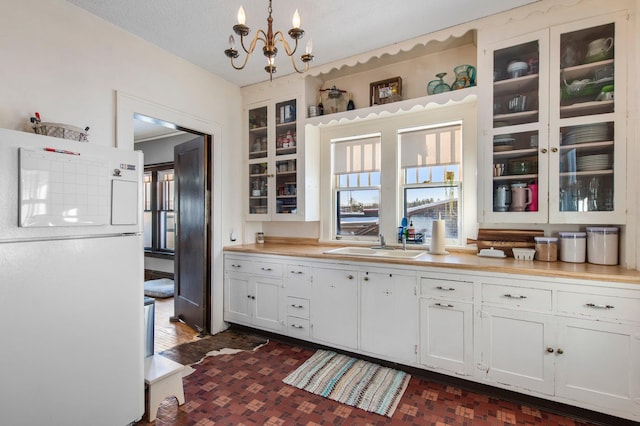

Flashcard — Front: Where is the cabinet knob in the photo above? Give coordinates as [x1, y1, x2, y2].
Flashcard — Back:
[363, 276, 369, 281]
[551, 147, 558, 153]
[540, 148, 548, 154]
[247, 295, 252, 299]
[547, 347, 554, 353]
[347, 275, 354, 280]
[557, 348, 564, 355]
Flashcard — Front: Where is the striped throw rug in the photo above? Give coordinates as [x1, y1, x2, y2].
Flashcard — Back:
[283, 349, 410, 417]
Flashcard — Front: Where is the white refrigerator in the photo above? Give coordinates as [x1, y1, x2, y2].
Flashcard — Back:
[0, 128, 145, 425]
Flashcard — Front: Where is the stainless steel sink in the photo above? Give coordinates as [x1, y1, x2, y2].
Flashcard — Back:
[323, 246, 426, 259]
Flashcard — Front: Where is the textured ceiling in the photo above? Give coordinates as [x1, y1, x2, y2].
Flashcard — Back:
[65, 0, 539, 88]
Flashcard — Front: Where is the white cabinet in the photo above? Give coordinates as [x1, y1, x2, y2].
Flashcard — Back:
[284, 261, 312, 340]
[244, 87, 319, 222]
[360, 271, 417, 364]
[478, 11, 627, 225]
[419, 276, 474, 376]
[555, 317, 640, 414]
[478, 278, 640, 419]
[310, 266, 358, 350]
[480, 306, 555, 395]
[224, 256, 285, 333]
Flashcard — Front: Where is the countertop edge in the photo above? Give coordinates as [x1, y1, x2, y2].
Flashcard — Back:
[224, 243, 640, 285]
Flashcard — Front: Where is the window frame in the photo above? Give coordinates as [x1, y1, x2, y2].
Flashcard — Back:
[399, 122, 463, 246]
[143, 162, 175, 258]
[318, 103, 477, 247]
[331, 133, 382, 242]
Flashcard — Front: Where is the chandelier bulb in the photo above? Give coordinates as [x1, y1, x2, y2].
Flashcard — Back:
[228, 35, 235, 49]
[292, 9, 301, 29]
[237, 6, 246, 25]
[306, 39, 313, 55]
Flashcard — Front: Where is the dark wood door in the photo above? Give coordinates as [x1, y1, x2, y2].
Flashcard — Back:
[173, 135, 211, 335]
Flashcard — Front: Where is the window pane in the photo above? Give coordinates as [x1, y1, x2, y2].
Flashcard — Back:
[143, 211, 152, 249]
[404, 187, 459, 240]
[160, 211, 176, 251]
[337, 189, 380, 237]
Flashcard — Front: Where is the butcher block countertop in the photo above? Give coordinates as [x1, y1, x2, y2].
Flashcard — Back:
[224, 239, 640, 285]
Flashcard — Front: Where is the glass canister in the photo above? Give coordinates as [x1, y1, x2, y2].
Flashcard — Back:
[558, 232, 586, 263]
[586, 227, 619, 265]
[534, 237, 558, 262]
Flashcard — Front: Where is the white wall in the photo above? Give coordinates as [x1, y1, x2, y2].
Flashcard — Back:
[0, 0, 244, 333]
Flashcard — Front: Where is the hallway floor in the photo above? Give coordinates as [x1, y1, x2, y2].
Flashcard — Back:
[153, 296, 199, 353]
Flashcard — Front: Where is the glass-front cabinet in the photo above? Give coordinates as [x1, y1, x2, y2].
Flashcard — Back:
[480, 12, 626, 224]
[247, 98, 302, 219]
[548, 14, 626, 224]
[484, 30, 549, 223]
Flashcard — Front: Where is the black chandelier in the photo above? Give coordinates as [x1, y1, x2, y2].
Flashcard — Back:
[224, 0, 314, 81]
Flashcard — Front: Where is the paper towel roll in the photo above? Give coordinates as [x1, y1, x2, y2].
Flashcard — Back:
[430, 219, 446, 254]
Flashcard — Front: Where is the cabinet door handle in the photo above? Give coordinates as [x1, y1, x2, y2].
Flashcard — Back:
[291, 324, 303, 329]
[247, 295, 255, 299]
[261, 267, 273, 271]
[504, 294, 527, 299]
[551, 147, 558, 153]
[436, 286, 455, 291]
[547, 347, 554, 353]
[290, 270, 304, 274]
[434, 302, 454, 308]
[347, 275, 354, 280]
[231, 264, 241, 268]
[540, 148, 547, 154]
[290, 304, 304, 309]
[585, 303, 614, 309]
[557, 348, 564, 355]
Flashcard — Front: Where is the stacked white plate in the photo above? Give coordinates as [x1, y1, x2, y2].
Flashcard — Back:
[563, 123, 609, 145]
[577, 154, 611, 171]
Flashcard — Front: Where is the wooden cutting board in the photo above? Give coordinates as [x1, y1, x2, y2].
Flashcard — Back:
[467, 229, 544, 257]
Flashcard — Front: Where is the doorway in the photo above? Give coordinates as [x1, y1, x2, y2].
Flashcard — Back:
[134, 114, 212, 349]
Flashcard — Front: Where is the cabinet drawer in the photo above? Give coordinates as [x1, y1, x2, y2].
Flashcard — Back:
[287, 316, 310, 338]
[286, 264, 311, 281]
[421, 278, 473, 301]
[482, 284, 551, 311]
[225, 257, 252, 273]
[286, 297, 310, 318]
[557, 291, 640, 323]
[252, 261, 283, 277]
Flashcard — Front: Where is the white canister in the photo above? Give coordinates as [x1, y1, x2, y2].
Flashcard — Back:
[256, 232, 265, 244]
[558, 232, 586, 263]
[586, 227, 618, 265]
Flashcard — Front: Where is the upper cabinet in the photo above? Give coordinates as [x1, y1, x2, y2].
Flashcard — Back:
[245, 90, 319, 222]
[479, 11, 627, 225]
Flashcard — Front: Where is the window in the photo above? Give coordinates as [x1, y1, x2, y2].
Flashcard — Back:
[143, 163, 175, 254]
[332, 134, 381, 239]
[400, 123, 462, 245]
[320, 103, 476, 246]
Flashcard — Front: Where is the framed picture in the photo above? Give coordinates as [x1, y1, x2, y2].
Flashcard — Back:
[369, 77, 402, 106]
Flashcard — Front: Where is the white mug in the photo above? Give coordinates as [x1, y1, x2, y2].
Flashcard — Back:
[587, 37, 613, 57]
